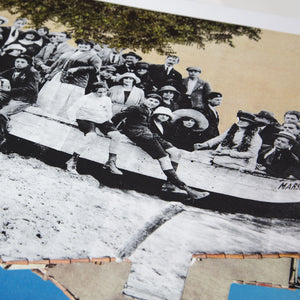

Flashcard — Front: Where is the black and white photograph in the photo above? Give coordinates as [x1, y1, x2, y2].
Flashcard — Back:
[0, 0, 299, 299]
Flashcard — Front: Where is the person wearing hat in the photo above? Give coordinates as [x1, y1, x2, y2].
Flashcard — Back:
[257, 131, 300, 179]
[165, 109, 209, 152]
[254, 110, 281, 147]
[0, 18, 27, 49]
[134, 62, 155, 95]
[182, 67, 212, 110]
[148, 55, 183, 91]
[150, 106, 174, 138]
[115, 51, 142, 74]
[7, 29, 42, 57]
[0, 43, 27, 72]
[0, 54, 39, 145]
[158, 85, 181, 111]
[199, 91, 223, 140]
[65, 82, 123, 175]
[112, 94, 209, 199]
[194, 111, 263, 171]
[37, 39, 101, 120]
[108, 72, 144, 115]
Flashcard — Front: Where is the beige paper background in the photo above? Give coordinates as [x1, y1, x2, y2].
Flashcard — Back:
[1, 10, 299, 132]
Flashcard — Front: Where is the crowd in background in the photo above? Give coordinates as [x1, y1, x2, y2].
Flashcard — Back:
[0, 16, 299, 183]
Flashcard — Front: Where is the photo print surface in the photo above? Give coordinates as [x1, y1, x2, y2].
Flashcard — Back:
[0, 1, 299, 299]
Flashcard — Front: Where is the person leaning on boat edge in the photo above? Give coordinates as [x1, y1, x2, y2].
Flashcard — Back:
[257, 131, 300, 179]
[112, 93, 210, 200]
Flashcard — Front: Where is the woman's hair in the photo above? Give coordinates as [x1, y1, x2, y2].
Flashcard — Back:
[177, 117, 198, 130]
[220, 123, 258, 152]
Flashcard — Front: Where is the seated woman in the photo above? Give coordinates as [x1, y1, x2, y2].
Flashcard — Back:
[108, 72, 144, 115]
[194, 111, 262, 171]
[112, 94, 209, 199]
[257, 131, 300, 179]
[65, 82, 123, 175]
[166, 109, 209, 152]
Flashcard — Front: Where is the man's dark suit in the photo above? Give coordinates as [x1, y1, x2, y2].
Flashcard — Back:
[200, 105, 220, 140]
[182, 77, 212, 110]
[148, 64, 182, 89]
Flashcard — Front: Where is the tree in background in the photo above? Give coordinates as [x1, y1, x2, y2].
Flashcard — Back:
[0, 0, 261, 54]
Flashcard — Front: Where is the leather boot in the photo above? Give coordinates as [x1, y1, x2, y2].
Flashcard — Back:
[103, 153, 123, 175]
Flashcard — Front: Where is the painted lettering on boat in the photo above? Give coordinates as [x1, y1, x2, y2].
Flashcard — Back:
[277, 182, 300, 191]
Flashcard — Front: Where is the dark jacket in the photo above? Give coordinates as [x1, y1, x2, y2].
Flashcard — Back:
[258, 146, 300, 178]
[0, 66, 39, 103]
[165, 122, 208, 151]
[112, 104, 152, 137]
[182, 77, 212, 110]
[148, 64, 182, 89]
[50, 50, 101, 89]
[200, 105, 220, 140]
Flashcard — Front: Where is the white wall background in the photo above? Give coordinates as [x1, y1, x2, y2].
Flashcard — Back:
[98, 0, 300, 35]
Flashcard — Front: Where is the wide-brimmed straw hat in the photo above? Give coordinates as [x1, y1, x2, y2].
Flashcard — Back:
[3, 44, 26, 53]
[116, 72, 141, 84]
[152, 106, 174, 120]
[172, 109, 209, 130]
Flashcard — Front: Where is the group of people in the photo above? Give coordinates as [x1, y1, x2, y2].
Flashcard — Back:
[0, 17, 299, 198]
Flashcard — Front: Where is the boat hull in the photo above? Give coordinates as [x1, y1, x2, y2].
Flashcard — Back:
[6, 107, 300, 209]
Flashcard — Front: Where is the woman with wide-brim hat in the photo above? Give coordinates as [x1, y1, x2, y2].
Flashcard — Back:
[158, 85, 181, 111]
[166, 109, 209, 151]
[108, 71, 144, 115]
[194, 110, 263, 171]
[37, 39, 102, 120]
[0, 43, 26, 72]
[7, 29, 42, 57]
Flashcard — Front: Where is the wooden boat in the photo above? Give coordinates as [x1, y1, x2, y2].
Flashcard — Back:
[6, 107, 300, 216]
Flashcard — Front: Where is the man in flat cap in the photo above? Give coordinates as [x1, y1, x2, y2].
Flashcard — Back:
[182, 66, 212, 110]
